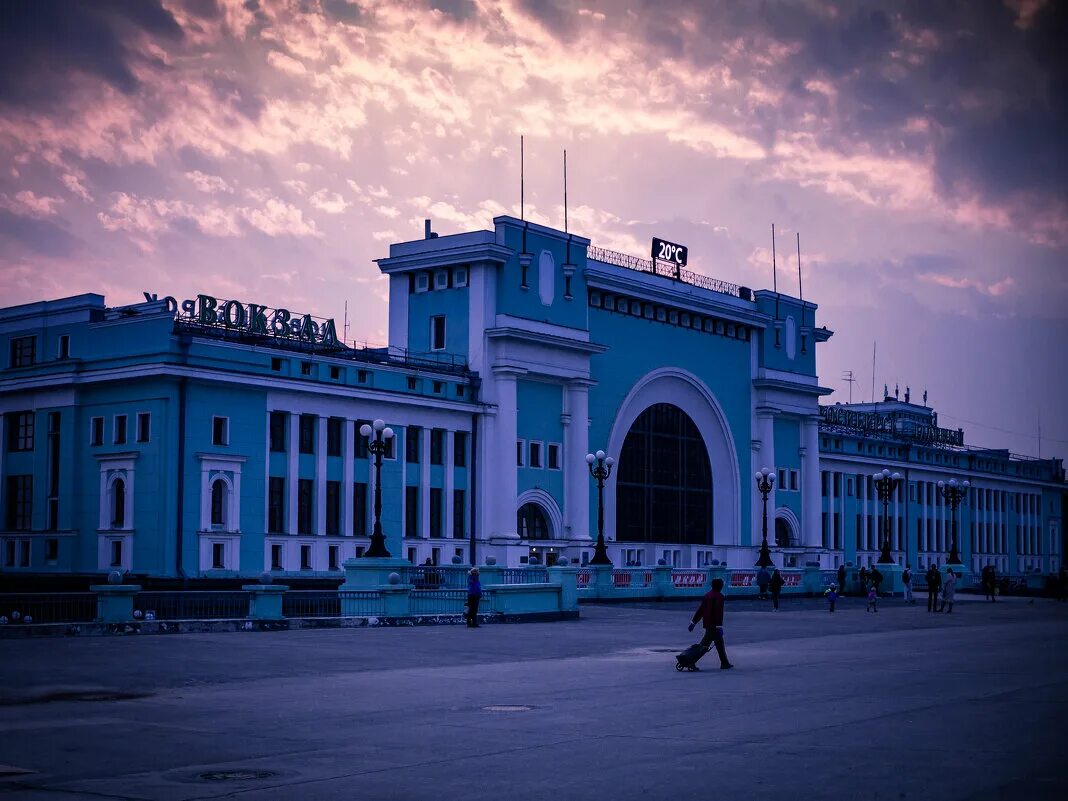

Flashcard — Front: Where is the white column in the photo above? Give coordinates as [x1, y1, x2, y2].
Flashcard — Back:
[421, 427, 431, 539]
[316, 417, 327, 536]
[445, 429, 455, 540]
[493, 369, 520, 539]
[801, 415, 820, 548]
[343, 420, 354, 537]
[287, 413, 298, 535]
[564, 381, 591, 540]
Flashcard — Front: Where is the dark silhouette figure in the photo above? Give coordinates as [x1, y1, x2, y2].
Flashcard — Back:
[837, 564, 847, 596]
[756, 567, 770, 600]
[869, 565, 883, 596]
[926, 565, 942, 612]
[769, 569, 784, 611]
[465, 567, 481, 627]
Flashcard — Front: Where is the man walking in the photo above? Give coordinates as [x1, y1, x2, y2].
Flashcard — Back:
[688, 577, 733, 670]
[769, 569, 785, 611]
[941, 568, 957, 613]
[756, 566, 771, 601]
[926, 565, 942, 613]
[870, 565, 883, 597]
[902, 563, 914, 604]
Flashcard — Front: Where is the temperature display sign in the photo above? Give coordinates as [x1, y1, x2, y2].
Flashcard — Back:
[652, 237, 688, 267]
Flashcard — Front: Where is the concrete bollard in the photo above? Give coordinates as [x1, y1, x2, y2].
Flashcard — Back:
[91, 584, 141, 624]
[244, 585, 289, 620]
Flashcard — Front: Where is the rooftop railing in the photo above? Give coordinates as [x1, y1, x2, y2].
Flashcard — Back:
[587, 246, 745, 299]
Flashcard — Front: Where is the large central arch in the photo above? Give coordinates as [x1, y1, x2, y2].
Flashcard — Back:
[604, 368, 742, 547]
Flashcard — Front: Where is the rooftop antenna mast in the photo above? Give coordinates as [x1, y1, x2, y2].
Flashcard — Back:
[521, 134, 528, 254]
[772, 224, 780, 346]
[871, 341, 877, 403]
[797, 231, 807, 353]
[343, 300, 349, 347]
[563, 148, 568, 233]
[842, 370, 857, 403]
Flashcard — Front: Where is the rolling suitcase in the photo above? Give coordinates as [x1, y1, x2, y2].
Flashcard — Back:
[675, 643, 709, 672]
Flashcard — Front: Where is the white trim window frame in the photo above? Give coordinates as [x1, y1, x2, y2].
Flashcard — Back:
[528, 440, 543, 469]
[516, 439, 526, 467]
[547, 442, 562, 470]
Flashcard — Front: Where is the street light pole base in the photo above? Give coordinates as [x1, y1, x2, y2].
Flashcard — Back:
[589, 536, 612, 566]
[876, 552, 895, 564]
[754, 542, 774, 568]
[363, 523, 391, 559]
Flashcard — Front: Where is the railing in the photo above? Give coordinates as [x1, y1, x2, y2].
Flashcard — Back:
[134, 591, 249, 620]
[671, 571, 706, 589]
[409, 589, 486, 616]
[576, 569, 591, 588]
[498, 568, 550, 584]
[401, 566, 469, 590]
[587, 246, 744, 298]
[339, 590, 386, 616]
[612, 570, 654, 588]
[282, 590, 340, 618]
[0, 593, 97, 624]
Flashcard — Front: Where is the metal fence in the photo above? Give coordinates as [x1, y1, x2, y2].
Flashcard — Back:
[401, 565, 469, 590]
[0, 593, 97, 624]
[282, 590, 341, 618]
[134, 591, 249, 620]
[498, 568, 549, 584]
[587, 246, 743, 298]
[338, 590, 386, 617]
[408, 589, 496, 615]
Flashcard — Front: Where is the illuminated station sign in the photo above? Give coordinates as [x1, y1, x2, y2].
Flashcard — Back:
[144, 292, 340, 348]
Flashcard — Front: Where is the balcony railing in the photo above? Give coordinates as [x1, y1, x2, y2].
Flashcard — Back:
[587, 246, 744, 299]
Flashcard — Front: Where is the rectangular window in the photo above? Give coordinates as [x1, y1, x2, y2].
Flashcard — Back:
[45, 538, 58, 562]
[47, 412, 59, 531]
[268, 477, 285, 533]
[329, 545, 339, 571]
[358, 370, 369, 384]
[383, 434, 395, 460]
[353, 482, 367, 536]
[297, 478, 314, 535]
[269, 412, 287, 452]
[326, 481, 340, 536]
[271, 357, 283, 372]
[453, 489, 465, 538]
[6, 411, 33, 451]
[354, 421, 369, 459]
[454, 431, 467, 467]
[407, 376, 417, 391]
[821, 472, 828, 496]
[212, 416, 229, 446]
[114, 415, 127, 445]
[9, 335, 36, 367]
[432, 381, 443, 394]
[6, 475, 32, 531]
[17, 540, 29, 567]
[431, 315, 446, 350]
[430, 429, 444, 465]
[4, 540, 13, 567]
[790, 470, 799, 491]
[301, 361, 313, 376]
[136, 412, 151, 443]
[212, 542, 225, 569]
[330, 365, 341, 380]
[847, 478, 854, 497]
[406, 426, 421, 463]
[548, 443, 560, 470]
[299, 415, 316, 454]
[300, 544, 312, 570]
[405, 486, 419, 537]
[516, 440, 525, 467]
[430, 488, 443, 537]
[778, 469, 787, 490]
[529, 442, 542, 469]
[91, 416, 104, 446]
[57, 334, 70, 359]
[110, 540, 123, 567]
[271, 543, 283, 570]
[327, 417, 343, 457]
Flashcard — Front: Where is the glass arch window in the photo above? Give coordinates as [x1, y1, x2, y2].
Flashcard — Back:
[517, 502, 550, 540]
[111, 478, 126, 528]
[616, 403, 712, 544]
[775, 517, 793, 548]
[211, 479, 227, 528]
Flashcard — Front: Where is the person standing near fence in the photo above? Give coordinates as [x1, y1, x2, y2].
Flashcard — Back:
[941, 569, 956, 613]
[926, 565, 942, 612]
[769, 569, 784, 611]
[756, 566, 771, 601]
[465, 567, 482, 628]
[869, 565, 883, 597]
[902, 564, 914, 604]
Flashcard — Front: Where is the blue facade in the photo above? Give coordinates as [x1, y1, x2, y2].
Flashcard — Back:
[1, 213, 1065, 580]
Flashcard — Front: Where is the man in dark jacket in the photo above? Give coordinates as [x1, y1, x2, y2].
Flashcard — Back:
[688, 578, 733, 670]
[756, 567, 770, 600]
[926, 565, 942, 612]
[869, 565, 883, 596]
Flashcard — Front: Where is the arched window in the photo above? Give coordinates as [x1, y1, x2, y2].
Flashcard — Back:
[517, 503, 550, 540]
[616, 403, 712, 544]
[775, 518, 793, 548]
[111, 478, 126, 529]
[211, 479, 227, 528]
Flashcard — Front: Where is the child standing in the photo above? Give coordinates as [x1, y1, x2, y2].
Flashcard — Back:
[825, 584, 838, 613]
[866, 583, 878, 613]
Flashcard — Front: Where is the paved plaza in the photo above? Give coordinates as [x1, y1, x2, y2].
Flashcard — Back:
[1, 594, 1066, 800]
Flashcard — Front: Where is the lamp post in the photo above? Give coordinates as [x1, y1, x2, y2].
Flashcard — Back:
[873, 468, 903, 564]
[937, 478, 969, 565]
[359, 419, 395, 558]
[754, 467, 775, 568]
[585, 450, 615, 566]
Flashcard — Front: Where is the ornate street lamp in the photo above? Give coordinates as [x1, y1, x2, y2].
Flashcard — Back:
[585, 450, 615, 566]
[937, 478, 969, 565]
[359, 419, 395, 558]
[873, 468, 903, 564]
[754, 467, 776, 568]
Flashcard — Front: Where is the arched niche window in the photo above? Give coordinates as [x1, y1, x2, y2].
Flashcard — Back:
[211, 478, 228, 529]
[517, 502, 550, 540]
[775, 517, 794, 548]
[111, 477, 126, 529]
[616, 403, 712, 544]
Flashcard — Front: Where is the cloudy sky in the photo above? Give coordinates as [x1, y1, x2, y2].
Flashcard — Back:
[1, 0, 1065, 459]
